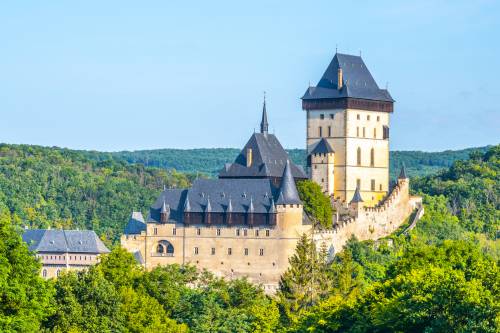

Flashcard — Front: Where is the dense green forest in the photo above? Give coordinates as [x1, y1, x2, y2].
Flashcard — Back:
[88, 146, 491, 179]
[0, 145, 498, 332]
[0, 144, 192, 243]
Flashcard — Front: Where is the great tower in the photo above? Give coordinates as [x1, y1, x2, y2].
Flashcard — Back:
[302, 53, 394, 206]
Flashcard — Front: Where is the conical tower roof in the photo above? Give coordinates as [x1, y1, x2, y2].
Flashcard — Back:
[205, 196, 212, 212]
[276, 160, 302, 205]
[398, 163, 408, 179]
[350, 186, 364, 204]
[269, 197, 277, 213]
[226, 198, 233, 213]
[183, 196, 191, 212]
[161, 200, 169, 213]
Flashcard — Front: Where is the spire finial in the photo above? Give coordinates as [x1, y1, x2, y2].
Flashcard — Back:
[335, 44, 338, 54]
[260, 92, 269, 135]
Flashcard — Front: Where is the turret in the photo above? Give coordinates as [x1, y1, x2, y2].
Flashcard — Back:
[349, 186, 364, 217]
[205, 196, 212, 224]
[276, 160, 302, 206]
[308, 138, 335, 196]
[398, 163, 408, 181]
[160, 201, 170, 223]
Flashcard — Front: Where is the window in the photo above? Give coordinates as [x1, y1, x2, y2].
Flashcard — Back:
[228, 248, 232, 255]
[330, 114, 334, 119]
[363, 127, 366, 137]
[356, 127, 359, 137]
[357, 179, 361, 189]
[377, 116, 380, 122]
[42, 269, 47, 278]
[154, 228, 158, 235]
[371, 179, 376, 191]
[266, 229, 270, 237]
[370, 148, 375, 166]
[357, 114, 360, 120]
[211, 248, 216, 255]
[383, 125, 389, 139]
[243, 229, 248, 236]
[197, 228, 201, 235]
[373, 128, 377, 138]
[236, 229, 240, 236]
[244, 248, 249, 256]
[255, 229, 259, 237]
[318, 126, 322, 137]
[194, 247, 199, 255]
[328, 126, 331, 137]
[379, 184, 383, 191]
[259, 249, 264, 256]
[357, 147, 362, 166]
[157, 243, 164, 253]
[172, 228, 176, 236]
[320, 113, 324, 119]
[367, 115, 370, 121]
[216, 228, 221, 236]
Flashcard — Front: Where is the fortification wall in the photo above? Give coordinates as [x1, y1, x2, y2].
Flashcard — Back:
[314, 179, 422, 254]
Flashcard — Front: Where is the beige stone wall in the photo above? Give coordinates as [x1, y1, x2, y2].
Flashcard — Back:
[37, 252, 104, 279]
[121, 205, 307, 290]
[314, 179, 422, 254]
[310, 152, 335, 195]
[306, 108, 390, 206]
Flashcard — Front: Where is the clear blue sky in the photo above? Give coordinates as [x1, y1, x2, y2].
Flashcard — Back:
[1, 1, 498, 152]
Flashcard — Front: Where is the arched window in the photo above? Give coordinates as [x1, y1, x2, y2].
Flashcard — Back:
[370, 148, 375, 166]
[357, 147, 362, 166]
[156, 240, 174, 256]
[156, 243, 164, 253]
[42, 269, 47, 278]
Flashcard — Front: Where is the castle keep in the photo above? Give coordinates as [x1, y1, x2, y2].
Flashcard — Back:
[121, 52, 422, 290]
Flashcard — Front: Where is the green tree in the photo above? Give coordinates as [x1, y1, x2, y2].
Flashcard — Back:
[0, 209, 55, 332]
[296, 180, 333, 229]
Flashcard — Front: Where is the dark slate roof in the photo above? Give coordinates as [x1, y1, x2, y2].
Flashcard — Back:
[124, 212, 146, 235]
[186, 178, 277, 214]
[350, 187, 364, 203]
[260, 98, 269, 134]
[398, 163, 408, 179]
[218, 133, 307, 180]
[302, 53, 393, 102]
[276, 160, 302, 205]
[22, 229, 110, 254]
[310, 138, 334, 155]
[149, 189, 187, 223]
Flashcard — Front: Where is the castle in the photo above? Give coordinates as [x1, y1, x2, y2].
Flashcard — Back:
[121, 52, 422, 290]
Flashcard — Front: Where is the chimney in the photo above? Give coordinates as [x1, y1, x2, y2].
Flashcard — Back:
[246, 148, 253, 167]
[337, 68, 343, 90]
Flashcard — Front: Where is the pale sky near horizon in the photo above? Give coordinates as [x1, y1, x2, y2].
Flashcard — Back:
[0, 1, 499, 152]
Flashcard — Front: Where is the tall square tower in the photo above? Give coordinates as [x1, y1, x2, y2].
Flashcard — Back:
[302, 53, 394, 206]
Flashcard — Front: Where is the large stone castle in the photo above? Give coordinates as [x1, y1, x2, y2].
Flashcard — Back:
[121, 52, 422, 290]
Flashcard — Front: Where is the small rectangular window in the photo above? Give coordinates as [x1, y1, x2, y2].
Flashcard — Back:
[356, 127, 359, 137]
[259, 249, 264, 256]
[318, 126, 322, 137]
[383, 126, 389, 139]
[357, 179, 361, 189]
[217, 229, 221, 236]
[172, 228, 176, 236]
[367, 115, 370, 121]
[154, 228, 158, 235]
[357, 114, 360, 120]
[236, 229, 240, 236]
[243, 229, 248, 237]
[330, 114, 334, 119]
[266, 229, 270, 237]
[373, 128, 377, 138]
[320, 113, 324, 119]
[328, 126, 331, 137]
[228, 248, 232, 255]
[211, 248, 215, 255]
[255, 229, 259, 237]
[379, 184, 383, 191]
[371, 179, 376, 191]
[244, 248, 249, 256]
[194, 247, 199, 255]
[363, 127, 366, 137]
[197, 228, 201, 235]
[377, 116, 380, 122]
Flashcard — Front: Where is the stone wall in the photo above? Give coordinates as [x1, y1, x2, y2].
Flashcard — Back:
[314, 178, 422, 255]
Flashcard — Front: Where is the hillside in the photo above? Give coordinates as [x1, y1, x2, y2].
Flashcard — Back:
[92, 146, 492, 179]
[0, 144, 192, 243]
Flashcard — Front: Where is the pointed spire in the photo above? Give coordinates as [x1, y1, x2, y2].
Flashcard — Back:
[269, 197, 277, 213]
[205, 196, 212, 212]
[260, 92, 269, 135]
[248, 196, 254, 213]
[276, 160, 301, 205]
[398, 163, 408, 180]
[183, 196, 191, 212]
[350, 186, 363, 204]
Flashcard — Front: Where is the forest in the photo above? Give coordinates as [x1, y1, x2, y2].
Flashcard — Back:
[0, 144, 498, 332]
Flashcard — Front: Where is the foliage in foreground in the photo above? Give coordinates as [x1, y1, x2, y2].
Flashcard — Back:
[296, 180, 333, 229]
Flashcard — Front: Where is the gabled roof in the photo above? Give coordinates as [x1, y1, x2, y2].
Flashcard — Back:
[22, 229, 110, 254]
[124, 211, 146, 235]
[302, 53, 393, 102]
[310, 138, 334, 155]
[218, 133, 307, 180]
[276, 160, 302, 205]
[149, 189, 187, 223]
